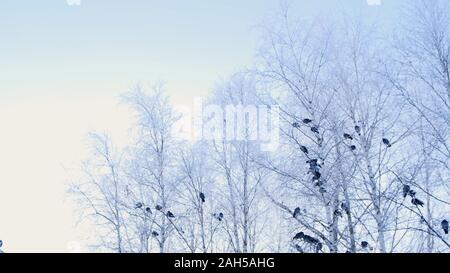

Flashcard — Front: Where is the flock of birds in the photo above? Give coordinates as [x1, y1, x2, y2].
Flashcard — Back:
[290, 118, 449, 252]
[134, 192, 225, 238]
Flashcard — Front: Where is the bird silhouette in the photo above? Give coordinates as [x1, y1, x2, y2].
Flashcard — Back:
[403, 185, 411, 198]
[350, 145, 357, 151]
[292, 122, 300, 129]
[310, 127, 319, 134]
[152, 231, 159, 237]
[354, 126, 361, 134]
[312, 171, 321, 180]
[293, 207, 301, 218]
[293, 232, 305, 240]
[300, 146, 309, 154]
[361, 241, 369, 248]
[155, 205, 163, 211]
[135, 202, 143, 209]
[303, 235, 320, 245]
[334, 209, 343, 218]
[145, 207, 152, 214]
[166, 211, 175, 218]
[442, 220, 449, 234]
[303, 118, 313, 124]
[199, 192, 206, 203]
[0, 240, 3, 248]
[343, 133, 353, 140]
[213, 212, 224, 221]
[382, 138, 392, 147]
[411, 198, 424, 207]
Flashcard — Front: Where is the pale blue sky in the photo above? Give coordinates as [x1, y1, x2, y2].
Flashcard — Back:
[0, 0, 404, 252]
[0, 0, 401, 102]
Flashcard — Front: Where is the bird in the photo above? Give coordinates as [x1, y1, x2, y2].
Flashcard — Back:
[442, 220, 449, 235]
[310, 127, 319, 134]
[155, 205, 163, 211]
[343, 133, 353, 140]
[403, 185, 411, 198]
[307, 159, 321, 172]
[350, 145, 357, 151]
[382, 138, 392, 147]
[166, 211, 175, 218]
[306, 159, 319, 165]
[411, 198, 424, 207]
[314, 180, 324, 188]
[303, 235, 320, 245]
[293, 232, 305, 240]
[334, 209, 343, 218]
[361, 241, 369, 248]
[293, 207, 301, 218]
[319, 187, 327, 194]
[0, 240, 3, 248]
[300, 145, 308, 154]
[292, 122, 300, 129]
[199, 192, 206, 203]
[145, 207, 152, 214]
[312, 171, 321, 180]
[135, 202, 143, 209]
[152, 231, 159, 237]
[302, 118, 313, 124]
[354, 126, 361, 134]
[213, 212, 224, 221]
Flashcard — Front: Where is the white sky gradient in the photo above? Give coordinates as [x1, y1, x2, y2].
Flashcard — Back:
[0, 0, 401, 252]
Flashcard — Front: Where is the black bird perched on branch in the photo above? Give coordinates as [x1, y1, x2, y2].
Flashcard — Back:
[403, 185, 411, 198]
[361, 241, 369, 248]
[135, 202, 143, 209]
[310, 127, 319, 134]
[314, 180, 324, 188]
[350, 145, 356, 151]
[442, 220, 449, 234]
[382, 138, 392, 147]
[155, 205, 163, 211]
[303, 235, 320, 245]
[293, 232, 305, 240]
[303, 118, 313, 124]
[293, 207, 301, 218]
[411, 198, 424, 207]
[343, 133, 353, 140]
[354, 126, 361, 134]
[292, 122, 300, 129]
[307, 159, 321, 172]
[199, 192, 206, 203]
[312, 171, 321, 180]
[145, 207, 152, 214]
[213, 212, 224, 221]
[152, 231, 159, 237]
[334, 209, 343, 218]
[300, 145, 308, 154]
[166, 211, 175, 218]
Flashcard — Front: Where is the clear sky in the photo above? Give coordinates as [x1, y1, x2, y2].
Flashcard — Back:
[0, 0, 402, 252]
